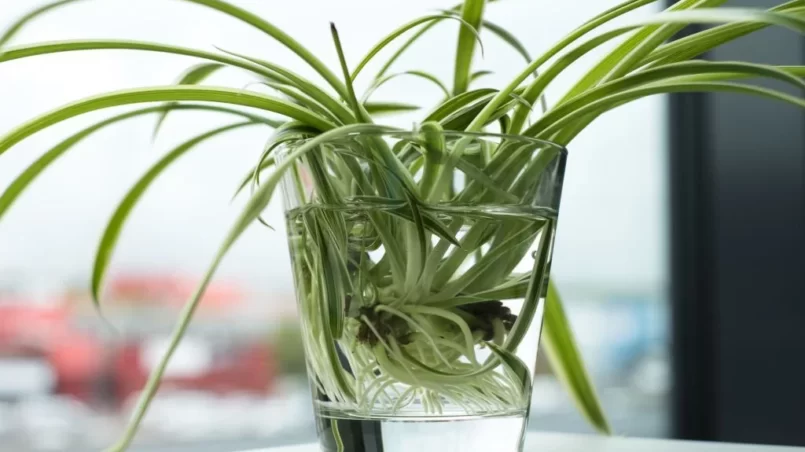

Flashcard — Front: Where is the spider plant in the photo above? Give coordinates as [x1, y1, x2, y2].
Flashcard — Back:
[2, 0, 805, 450]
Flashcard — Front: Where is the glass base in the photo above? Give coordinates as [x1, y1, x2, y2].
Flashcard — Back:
[315, 411, 528, 452]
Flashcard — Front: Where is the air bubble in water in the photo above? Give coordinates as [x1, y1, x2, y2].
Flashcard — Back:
[363, 283, 377, 302]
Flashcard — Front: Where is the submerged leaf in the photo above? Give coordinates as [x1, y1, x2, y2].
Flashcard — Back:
[106, 123, 395, 451]
[487, 342, 531, 397]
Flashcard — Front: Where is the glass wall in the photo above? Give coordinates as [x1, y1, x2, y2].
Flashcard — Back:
[0, 1, 668, 450]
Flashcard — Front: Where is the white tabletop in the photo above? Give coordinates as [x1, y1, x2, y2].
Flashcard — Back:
[244, 432, 804, 452]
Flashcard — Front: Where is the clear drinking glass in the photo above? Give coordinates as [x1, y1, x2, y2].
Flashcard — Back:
[278, 131, 567, 452]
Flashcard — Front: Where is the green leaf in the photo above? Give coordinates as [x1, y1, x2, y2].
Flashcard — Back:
[417, 121, 446, 198]
[0, 0, 350, 99]
[330, 23, 364, 119]
[370, 0, 485, 79]
[363, 70, 450, 102]
[403, 190, 428, 292]
[351, 14, 482, 82]
[559, 0, 727, 103]
[306, 204, 348, 339]
[174, 63, 226, 85]
[503, 0, 660, 133]
[338, 195, 460, 246]
[487, 342, 531, 398]
[440, 93, 517, 130]
[232, 155, 275, 200]
[453, 158, 518, 203]
[501, 221, 553, 351]
[529, 61, 805, 136]
[478, 18, 531, 63]
[470, 69, 494, 84]
[105, 123, 394, 452]
[183, 0, 348, 99]
[502, 6, 805, 135]
[420, 122, 517, 202]
[428, 274, 531, 307]
[528, 81, 805, 141]
[508, 92, 533, 111]
[424, 88, 497, 122]
[374, 20, 440, 80]
[395, 209, 460, 247]
[442, 10, 532, 65]
[474, 11, 557, 110]
[364, 101, 421, 115]
[8, 0, 805, 443]
[677, 65, 805, 82]
[432, 223, 540, 300]
[0, 0, 84, 49]
[214, 46, 356, 124]
[0, 104, 278, 222]
[0, 40, 288, 82]
[543, 282, 611, 434]
[453, 0, 486, 95]
[91, 121, 259, 307]
[0, 85, 335, 157]
[153, 63, 225, 139]
[471, 0, 660, 133]
[627, 8, 805, 33]
[260, 81, 338, 122]
[0, 39, 340, 124]
[241, 123, 319, 200]
[643, 0, 805, 67]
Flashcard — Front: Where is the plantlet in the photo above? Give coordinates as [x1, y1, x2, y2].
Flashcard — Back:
[2, 0, 805, 451]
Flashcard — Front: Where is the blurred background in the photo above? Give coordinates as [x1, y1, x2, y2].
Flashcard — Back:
[0, 0, 802, 451]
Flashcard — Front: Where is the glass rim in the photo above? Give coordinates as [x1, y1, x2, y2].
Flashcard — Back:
[272, 129, 568, 156]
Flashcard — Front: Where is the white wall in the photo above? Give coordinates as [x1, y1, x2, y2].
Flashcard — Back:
[0, 0, 666, 296]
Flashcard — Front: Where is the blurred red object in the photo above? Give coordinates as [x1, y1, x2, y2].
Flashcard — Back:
[0, 276, 277, 406]
[106, 273, 244, 310]
[0, 304, 102, 402]
[113, 340, 276, 405]
[0, 304, 68, 342]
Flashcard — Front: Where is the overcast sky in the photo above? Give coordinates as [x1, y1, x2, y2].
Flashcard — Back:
[0, 0, 666, 297]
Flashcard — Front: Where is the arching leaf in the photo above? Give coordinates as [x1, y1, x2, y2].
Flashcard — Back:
[363, 70, 450, 101]
[0, 0, 85, 49]
[152, 63, 226, 139]
[0, 104, 278, 222]
[91, 121, 261, 306]
[351, 14, 483, 82]
[0, 85, 334, 157]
